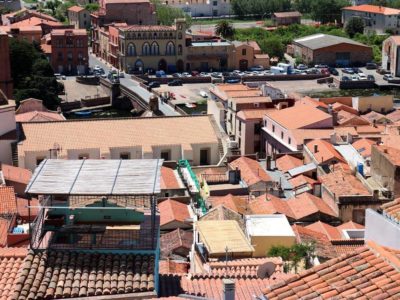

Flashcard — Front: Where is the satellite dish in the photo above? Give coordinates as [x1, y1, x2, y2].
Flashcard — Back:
[257, 262, 276, 279]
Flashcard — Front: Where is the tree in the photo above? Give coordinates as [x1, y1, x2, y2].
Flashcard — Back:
[259, 36, 285, 59]
[345, 17, 364, 37]
[215, 20, 235, 39]
[310, 0, 350, 24]
[151, 0, 192, 26]
[85, 3, 99, 12]
[268, 243, 315, 273]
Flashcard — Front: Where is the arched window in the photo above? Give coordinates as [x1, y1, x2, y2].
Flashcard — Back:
[178, 44, 182, 55]
[142, 42, 150, 55]
[127, 43, 135, 56]
[151, 42, 159, 55]
[178, 32, 182, 39]
[166, 41, 175, 55]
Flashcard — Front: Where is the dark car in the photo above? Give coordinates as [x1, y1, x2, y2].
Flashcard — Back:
[367, 75, 375, 81]
[226, 78, 241, 84]
[366, 62, 378, 70]
[148, 81, 161, 90]
[352, 67, 361, 74]
[168, 79, 183, 86]
[342, 76, 350, 81]
[328, 67, 339, 76]
[343, 68, 355, 74]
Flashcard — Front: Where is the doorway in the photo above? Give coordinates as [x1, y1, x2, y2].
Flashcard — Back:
[158, 59, 167, 71]
[200, 148, 210, 165]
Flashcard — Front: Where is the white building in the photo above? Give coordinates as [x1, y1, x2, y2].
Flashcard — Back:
[342, 4, 400, 35]
[163, 0, 231, 17]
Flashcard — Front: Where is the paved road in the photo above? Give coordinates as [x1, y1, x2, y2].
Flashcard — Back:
[89, 55, 179, 116]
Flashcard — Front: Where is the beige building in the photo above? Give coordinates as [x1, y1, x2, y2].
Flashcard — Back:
[16, 115, 221, 170]
[68, 6, 90, 29]
[0, 95, 16, 166]
[118, 19, 187, 73]
[353, 95, 393, 114]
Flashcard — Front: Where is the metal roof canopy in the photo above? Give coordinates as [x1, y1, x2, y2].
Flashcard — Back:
[25, 159, 163, 196]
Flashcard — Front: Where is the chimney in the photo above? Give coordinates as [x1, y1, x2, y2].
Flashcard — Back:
[223, 279, 235, 300]
[330, 132, 337, 145]
[266, 155, 272, 170]
[314, 144, 318, 153]
[373, 119, 377, 128]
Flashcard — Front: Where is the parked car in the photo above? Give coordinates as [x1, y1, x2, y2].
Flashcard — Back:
[315, 64, 329, 68]
[358, 73, 367, 80]
[343, 68, 355, 74]
[226, 78, 241, 84]
[377, 67, 391, 75]
[156, 70, 166, 78]
[199, 90, 208, 98]
[351, 74, 359, 81]
[182, 72, 192, 77]
[200, 72, 208, 77]
[172, 73, 182, 78]
[250, 65, 264, 71]
[119, 72, 125, 78]
[328, 67, 339, 76]
[148, 81, 160, 90]
[352, 67, 361, 74]
[296, 64, 308, 70]
[191, 71, 200, 76]
[366, 62, 378, 70]
[342, 76, 350, 81]
[168, 79, 183, 86]
[367, 75, 375, 81]
[320, 68, 330, 75]
[211, 72, 222, 78]
[383, 74, 394, 81]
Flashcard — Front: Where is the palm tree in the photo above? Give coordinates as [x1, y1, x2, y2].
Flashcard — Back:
[215, 20, 235, 39]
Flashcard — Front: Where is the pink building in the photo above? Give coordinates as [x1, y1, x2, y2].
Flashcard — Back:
[262, 104, 334, 156]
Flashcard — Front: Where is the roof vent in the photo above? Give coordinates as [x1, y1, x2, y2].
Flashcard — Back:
[314, 144, 318, 153]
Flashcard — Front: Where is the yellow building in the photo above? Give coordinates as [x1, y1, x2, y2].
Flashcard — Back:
[118, 19, 187, 73]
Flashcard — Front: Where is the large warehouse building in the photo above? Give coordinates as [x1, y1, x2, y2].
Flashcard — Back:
[289, 34, 373, 67]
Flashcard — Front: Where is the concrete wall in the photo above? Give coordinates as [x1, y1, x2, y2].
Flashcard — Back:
[0, 140, 13, 165]
[365, 208, 400, 249]
[356, 95, 393, 114]
[207, 100, 225, 132]
[250, 235, 295, 258]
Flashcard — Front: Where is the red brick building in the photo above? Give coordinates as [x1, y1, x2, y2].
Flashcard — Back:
[50, 29, 88, 75]
[0, 32, 13, 99]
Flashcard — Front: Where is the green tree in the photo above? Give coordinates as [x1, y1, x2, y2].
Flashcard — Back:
[268, 243, 315, 273]
[345, 17, 364, 37]
[310, 0, 350, 24]
[85, 3, 99, 12]
[259, 36, 285, 59]
[152, 0, 192, 26]
[215, 20, 235, 39]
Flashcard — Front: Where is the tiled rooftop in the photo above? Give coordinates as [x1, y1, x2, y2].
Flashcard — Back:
[319, 169, 370, 197]
[15, 111, 65, 122]
[160, 167, 183, 190]
[386, 109, 400, 123]
[160, 229, 193, 259]
[362, 111, 390, 124]
[236, 109, 272, 121]
[263, 241, 400, 299]
[1, 164, 32, 185]
[381, 198, 400, 223]
[337, 110, 370, 126]
[13, 251, 156, 299]
[343, 4, 400, 15]
[373, 144, 400, 166]
[229, 157, 272, 186]
[0, 186, 18, 215]
[276, 155, 303, 173]
[208, 194, 250, 215]
[305, 139, 345, 164]
[0, 248, 27, 300]
[158, 199, 191, 229]
[352, 138, 375, 158]
[288, 175, 317, 189]
[306, 220, 364, 241]
[265, 104, 332, 129]
[199, 205, 245, 230]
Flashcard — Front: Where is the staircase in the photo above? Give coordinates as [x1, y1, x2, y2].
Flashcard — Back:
[208, 115, 229, 161]
[11, 142, 18, 166]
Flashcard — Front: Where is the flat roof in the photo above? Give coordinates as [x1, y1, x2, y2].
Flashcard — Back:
[245, 215, 295, 237]
[191, 41, 231, 47]
[293, 34, 369, 50]
[287, 162, 317, 177]
[196, 220, 254, 255]
[26, 159, 163, 195]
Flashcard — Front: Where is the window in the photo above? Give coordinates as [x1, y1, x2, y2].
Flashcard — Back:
[151, 42, 159, 55]
[84, 13, 86, 17]
[178, 45, 182, 55]
[242, 49, 246, 55]
[127, 43, 135, 56]
[120, 152, 130, 159]
[272, 125, 275, 133]
[200, 148, 210, 165]
[254, 123, 261, 134]
[67, 51, 73, 62]
[142, 42, 150, 55]
[166, 41, 175, 55]
[238, 121, 242, 132]
[36, 157, 45, 166]
[281, 132, 284, 139]
[78, 154, 89, 159]
[213, 0, 217, 5]
[178, 32, 182, 39]
[161, 150, 171, 161]
[57, 52, 63, 61]
[264, 120, 267, 127]
[288, 137, 291, 145]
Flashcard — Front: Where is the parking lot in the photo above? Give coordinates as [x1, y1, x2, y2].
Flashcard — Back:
[154, 83, 213, 105]
[59, 78, 109, 102]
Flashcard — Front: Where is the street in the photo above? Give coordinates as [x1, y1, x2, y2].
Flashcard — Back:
[89, 54, 179, 116]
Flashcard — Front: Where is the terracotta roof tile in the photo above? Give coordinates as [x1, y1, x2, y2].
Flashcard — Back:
[373, 144, 400, 166]
[199, 205, 245, 230]
[236, 109, 272, 121]
[319, 169, 370, 197]
[265, 105, 332, 129]
[0, 248, 26, 300]
[13, 16, 62, 27]
[0, 218, 10, 247]
[337, 220, 364, 230]
[159, 260, 189, 274]
[15, 111, 65, 122]
[67, 5, 85, 12]
[332, 240, 365, 255]
[160, 167, 183, 190]
[160, 229, 193, 259]
[343, 4, 400, 14]
[386, 109, 400, 123]
[332, 102, 359, 115]
[229, 157, 272, 186]
[276, 155, 303, 173]
[305, 140, 345, 164]
[208, 194, 249, 215]
[288, 175, 317, 189]
[306, 221, 342, 240]
[13, 250, 155, 299]
[1, 164, 32, 185]
[158, 199, 191, 229]
[362, 111, 391, 124]
[337, 110, 370, 126]
[381, 198, 400, 223]
[0, 187, 18, 215]
[352, 138, 376, 158]
[264, 241, 400, 299]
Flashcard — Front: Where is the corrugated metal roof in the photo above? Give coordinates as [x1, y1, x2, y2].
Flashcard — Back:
[26, 159, 163, 195]
[287, 162, 317, 177]
[294, 34, 369, 50]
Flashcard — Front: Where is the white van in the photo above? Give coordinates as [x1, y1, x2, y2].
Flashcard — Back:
[270, 66, 285, 75]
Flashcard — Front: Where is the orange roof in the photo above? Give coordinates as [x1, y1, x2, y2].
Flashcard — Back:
[361, 111, 390, 124]
[159, 260, 189, 274]
[352, 138, 375, 158]
[15, 111, 65, 122]
[158, 199, 190, 228]
[374, 144, 400, 166]
[319, 169, 370, 197]
[275, 154, 303, 173]
[230, 96, 271, 104]
[68, 5, 85, 12]
[0, 217, 10, 247]
[0, 247, 27, 300]
[0, 186, 18, 215]
[160, 167, 182, 190]
[288, 175, 317, 189]
[51, 29, 87, 36]
[263, 241, 400, 299]
[265, 104, 332, 129]
[236, 108, 272, 120]
[229, 157, 272, 186]
[296, 96, 328, 109]
[208, 194, 249, 215]
[248, 194, 286, 215]
[337, 220, 364, 231]
[305, 139, 345, 164]
[13, 16, 62, 27]
[381, 198, 400, 221]
[332, 102, 359, 115]
[291, 128, 334, 145]
[337, 110, 370, 126]
[343, 4, 400, 15]
[306, 221, 343, 240]
[386, 109, 400, 123]
[225, 90, 262, 98]
[354, 124, 385, 134]
[1, 164, 32, 185]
